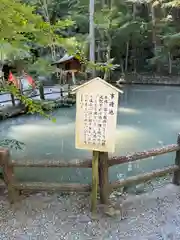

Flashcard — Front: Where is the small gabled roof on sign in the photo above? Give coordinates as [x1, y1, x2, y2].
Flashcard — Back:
[71, 77, 123, 94]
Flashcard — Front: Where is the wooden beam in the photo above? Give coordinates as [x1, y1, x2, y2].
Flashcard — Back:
[10, 159, 92, 168]
[0, 148, 9, 157]
[0, 150, 20, 203]
[39, 82, 45, 100]
[98, 152, 109, 204]
[91, 151, 99, 214]
[173, 134, 180, 185]
[109, 165, 179, 191]
[13, 182, 91, 192]
[108, 144, 180, 167]
[10, 144, 180, 169]
[0, 179, 5, 188]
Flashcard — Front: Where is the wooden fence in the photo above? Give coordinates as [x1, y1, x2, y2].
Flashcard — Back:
[0, 134, 180, 204]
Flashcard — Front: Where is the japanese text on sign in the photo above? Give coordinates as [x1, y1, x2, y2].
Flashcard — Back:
[74, 77, 122, 153]
[80, 92, 116, 148]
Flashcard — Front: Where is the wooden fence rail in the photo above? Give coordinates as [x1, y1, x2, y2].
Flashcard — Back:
[9, 144, 180, 169]
[109, 144, 180, 166]
[0, 83, 75, 108]
[1, 134, 180, 205]
[0, 89, 70, 105]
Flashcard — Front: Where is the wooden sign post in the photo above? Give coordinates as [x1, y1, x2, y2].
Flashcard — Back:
[72, 77, 123, 214]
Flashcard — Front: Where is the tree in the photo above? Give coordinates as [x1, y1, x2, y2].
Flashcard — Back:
[2, 0, 180, 79]
[0, 0, 78, 118]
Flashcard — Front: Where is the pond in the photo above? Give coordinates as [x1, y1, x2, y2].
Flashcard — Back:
[0, 84, 179, 184]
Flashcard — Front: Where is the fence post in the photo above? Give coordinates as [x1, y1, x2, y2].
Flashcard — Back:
[173, 134, 180, 185]
[68, 84, 71, 98]
[91, 150, 99, 214]
[98, 152, 109, 204]
[60, 88, 63, 98]
[0, 149, 19, 203]
[39, 82, 45, 100]
[10, 93, 16, 106]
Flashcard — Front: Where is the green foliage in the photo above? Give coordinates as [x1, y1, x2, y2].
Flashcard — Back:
[0, 41, 31, 62]
[0, 0, 76, 50]
[0, 83, 56, 122]
[0, 0, 78, 122]
[0, 0, 40, 40]
[162, 0, 180, 7]
[165, 33, 180, 47]
[0, 139, 25, 150]
[27, 58, 55, 76]
[1, 0, 180, 83]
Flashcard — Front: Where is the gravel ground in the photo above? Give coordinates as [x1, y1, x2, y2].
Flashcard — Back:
[1, 183, 180, 240]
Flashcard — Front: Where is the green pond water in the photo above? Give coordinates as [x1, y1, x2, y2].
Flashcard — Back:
[0, 84, 179, 184]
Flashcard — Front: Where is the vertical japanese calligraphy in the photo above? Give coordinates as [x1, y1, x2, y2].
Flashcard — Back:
[79, 92, 117, 148]
[75, 77, 122, 153]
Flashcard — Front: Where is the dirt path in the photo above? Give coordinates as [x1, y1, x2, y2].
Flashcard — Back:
[1, 184, 180, 240]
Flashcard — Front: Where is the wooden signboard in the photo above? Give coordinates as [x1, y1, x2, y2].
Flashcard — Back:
[72, 77, 123, 215]
[72, 77, 123, 153]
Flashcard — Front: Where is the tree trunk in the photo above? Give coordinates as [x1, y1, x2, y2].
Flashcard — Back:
[150, 3, 160, 73]
[125, 41, 129, 72]
[104, 40, 111, 81]
[97, 44, 101, 62]
[151, 4, 157, 55]
[120, 58, 125, 75]
[89, 0, 95, 77]
[42, 0, 56, 60]
[103, 0, 113, 81]
[168, 52, 172, 74]
[132, 2, 137, 72]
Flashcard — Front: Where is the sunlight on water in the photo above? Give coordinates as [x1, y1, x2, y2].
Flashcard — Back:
[7, 120, 149, 154]
[115, 125, 152, 154]
[7, 122, 75, 142]
[118, 107, 141, 114]
[1, 85, 179, 183]
[164, 119, 180, 131]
